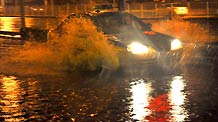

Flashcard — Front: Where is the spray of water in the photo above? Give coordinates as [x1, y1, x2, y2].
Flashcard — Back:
[152, 20, 210, 43]
[152, 20, 212, 64]
[0, 19, 212, 76]
[0, 17, 120, 76]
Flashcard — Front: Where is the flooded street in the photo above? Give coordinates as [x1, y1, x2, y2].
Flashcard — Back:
[1, 38, 218, 121]
[1, 62, 218, 121]
[0, 17, 58, 32]
[0, 17, 218, 121]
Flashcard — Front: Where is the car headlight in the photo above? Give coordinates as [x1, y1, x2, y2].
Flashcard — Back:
[127, 42, 149, 55]
[171, 39, 182, 50]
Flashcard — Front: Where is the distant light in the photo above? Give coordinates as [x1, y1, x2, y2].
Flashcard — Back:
[30, 7, 44, 11]
[174, 7, 188, 15]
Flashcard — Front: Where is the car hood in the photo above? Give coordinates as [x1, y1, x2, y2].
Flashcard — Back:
[143, 30, 175, 51]
[109, 29, 175, 52]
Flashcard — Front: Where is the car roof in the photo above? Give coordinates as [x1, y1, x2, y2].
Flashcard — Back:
[89, 11, 123, 16]
[66, 11, 123, 19]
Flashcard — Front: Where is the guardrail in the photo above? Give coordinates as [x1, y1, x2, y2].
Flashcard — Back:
[0, 28, 48, 41]
[0, 31, 21, 39]
[1, 2, 218, 18]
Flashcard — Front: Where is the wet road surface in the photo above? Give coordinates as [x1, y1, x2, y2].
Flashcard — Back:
[0, 17, 59, 39]
[1, 39, 218, 122]
[0, 17, 218, 121]
[0, 16, 58, 32]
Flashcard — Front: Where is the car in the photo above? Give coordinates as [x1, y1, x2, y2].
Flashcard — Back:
[47, 10, 183, 70]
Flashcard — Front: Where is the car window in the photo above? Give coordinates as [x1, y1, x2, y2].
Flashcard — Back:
[122, 13, 144, 31]
[93, 13, 124, 34]
[93, 12, 151, 35]
[124, 13, 151, 31]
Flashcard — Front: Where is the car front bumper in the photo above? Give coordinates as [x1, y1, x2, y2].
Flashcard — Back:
[119, 51, 158, 66]
[157, 49, 183, 65]
[118, 48, 183, 68]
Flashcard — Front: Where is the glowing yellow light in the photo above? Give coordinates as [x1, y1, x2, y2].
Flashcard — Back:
[127, 42, 149, 55]
[0, 17, 18, 32]
[171, 39, 182, 50]
[174, 7, 188, 15]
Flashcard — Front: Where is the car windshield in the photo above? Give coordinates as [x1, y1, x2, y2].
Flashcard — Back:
[93, 12, 150, 34]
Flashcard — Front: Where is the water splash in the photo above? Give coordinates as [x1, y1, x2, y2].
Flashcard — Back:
[0, 17, 120, 76]
[152, 19, 216, 66]
[152, 20, 210, 43]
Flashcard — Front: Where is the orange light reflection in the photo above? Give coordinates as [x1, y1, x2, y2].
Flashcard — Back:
[0, 17, 19, 32]
[0, 75, 25, 122]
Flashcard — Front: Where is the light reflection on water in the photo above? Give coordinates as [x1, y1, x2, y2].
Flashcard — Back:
[0, 68, 217, 121]
[0, 75, 25, 122]
[130, 79, 152, 121]
[0, 75, 42, 121]
[169, 76, 188, 122]
[0, 17, 58, 32]
[0, 17, 19, 32]
[130, 75, 188, 122]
